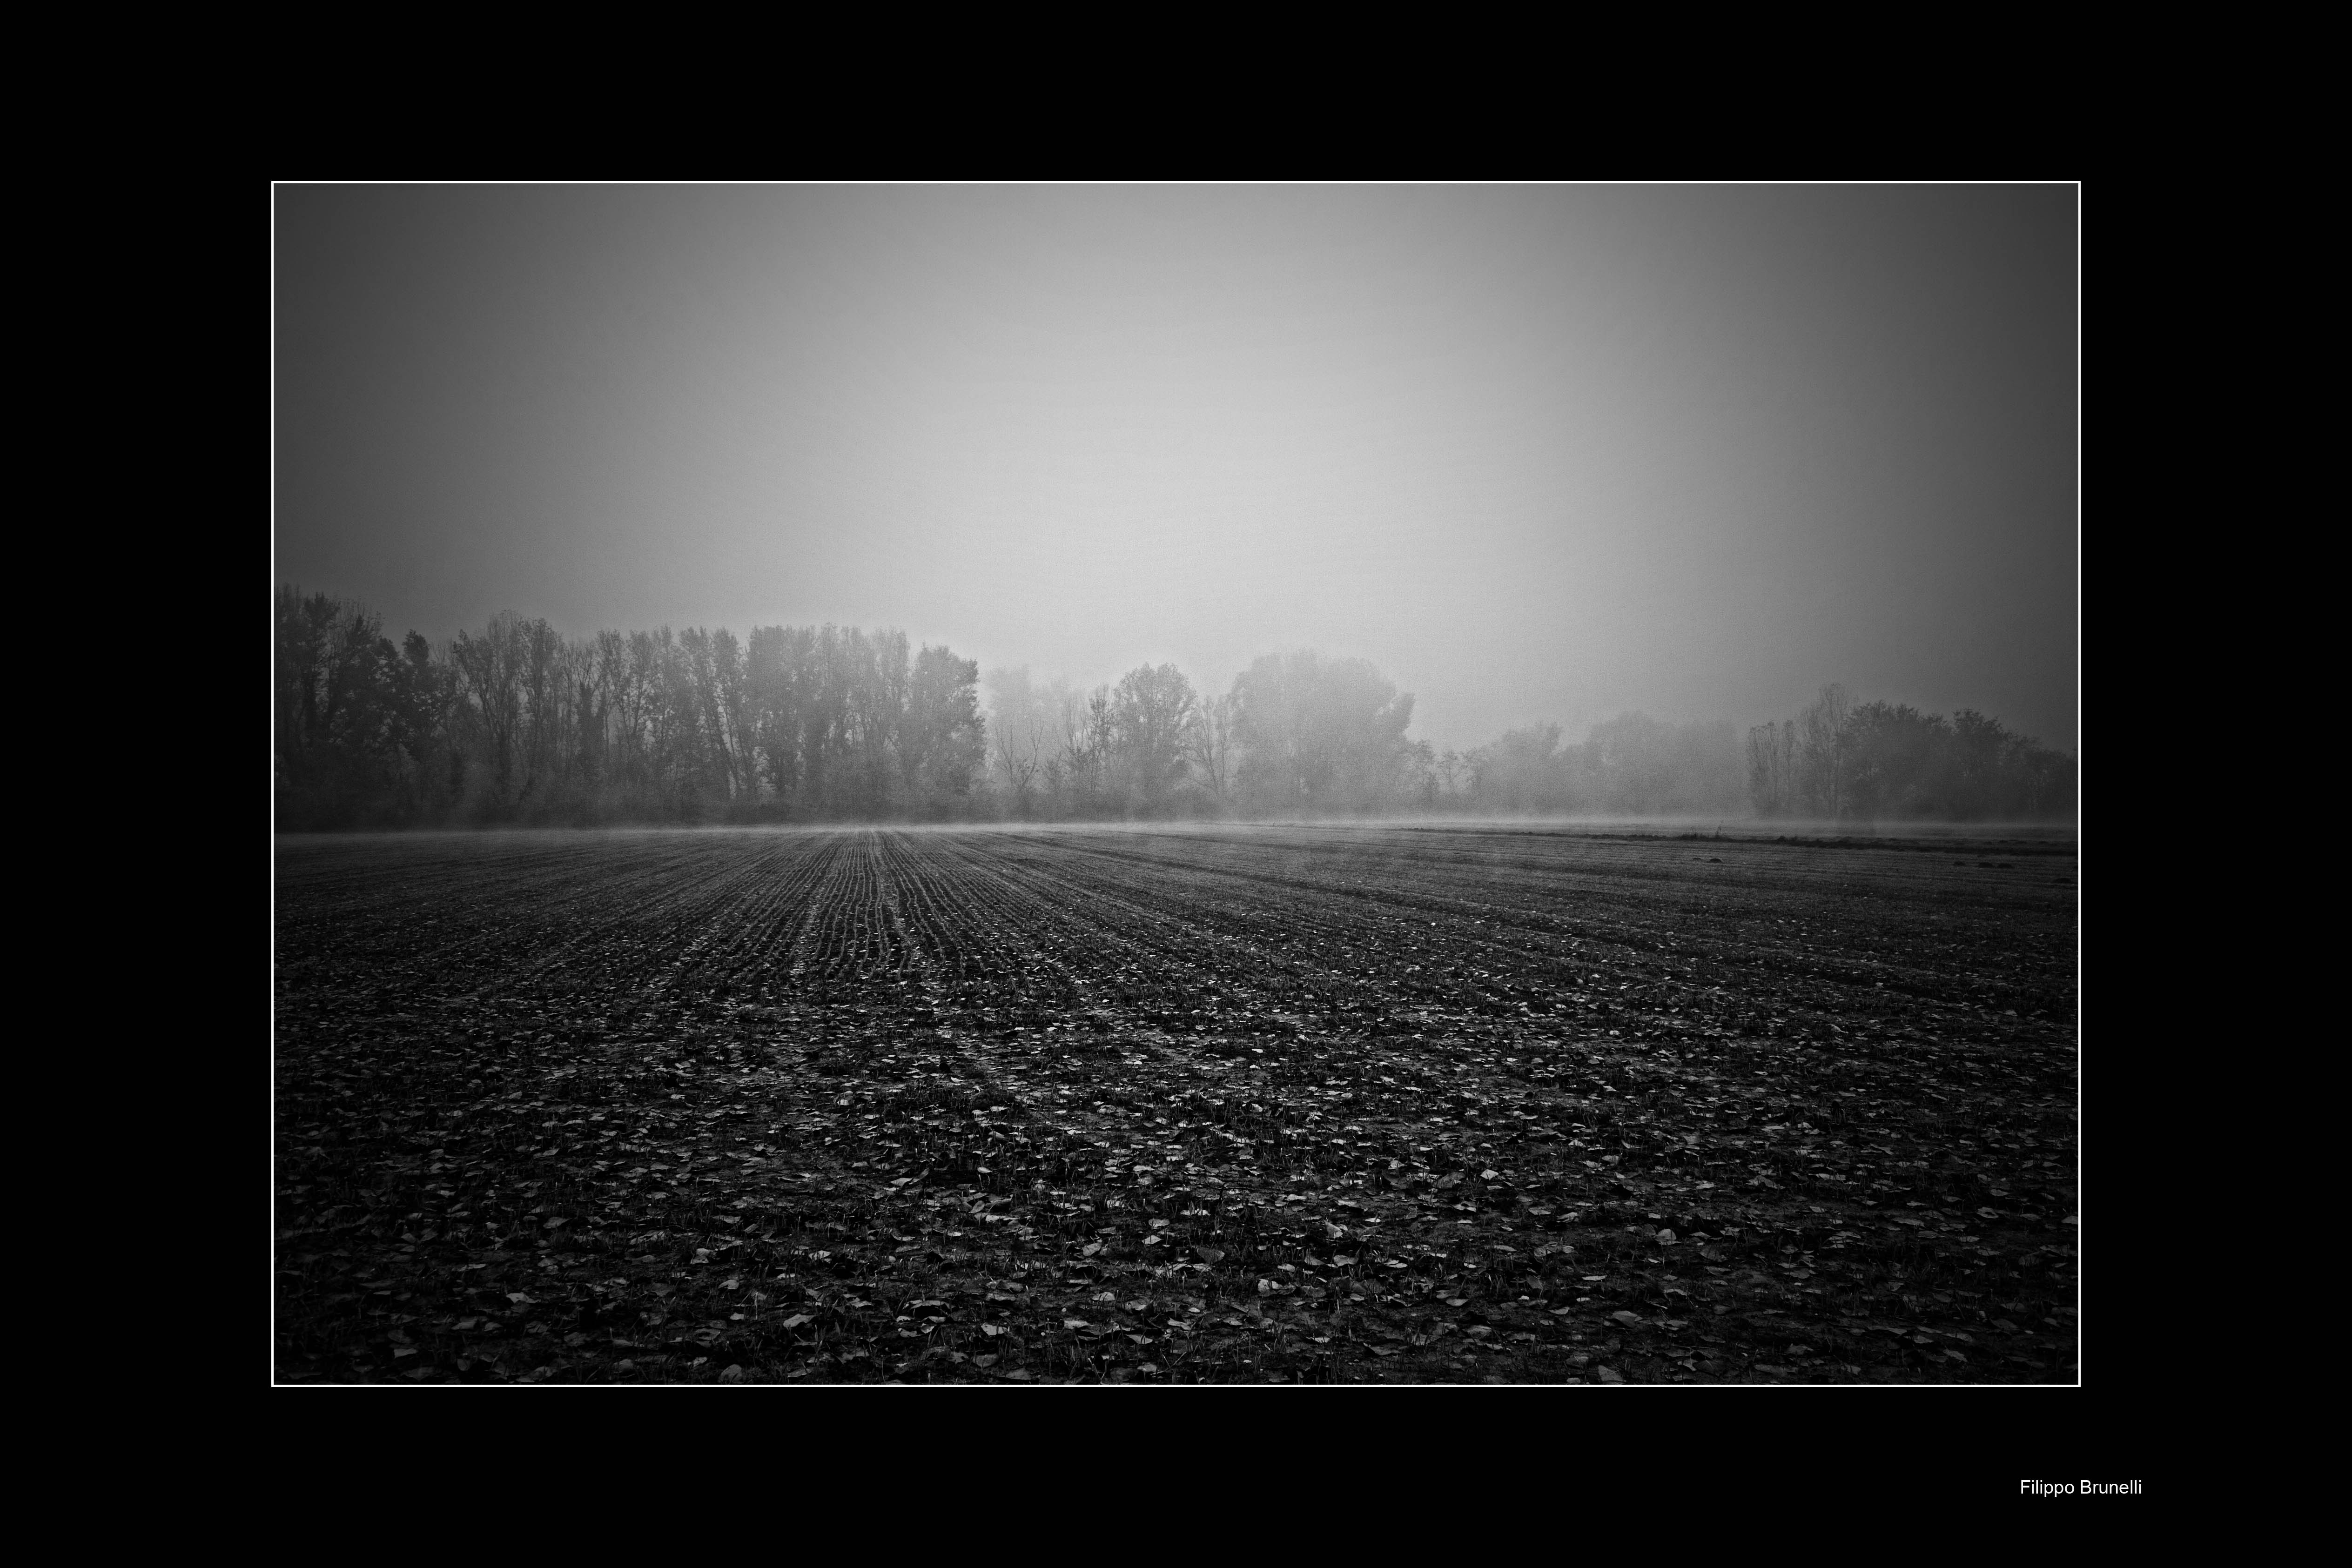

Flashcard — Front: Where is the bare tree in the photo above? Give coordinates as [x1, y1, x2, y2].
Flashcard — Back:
[1187, 689, 1237, 802]
[1746, 720, 1797, 817]
[984, 665, 1060, 814]
[1797, 682, 1853, 819]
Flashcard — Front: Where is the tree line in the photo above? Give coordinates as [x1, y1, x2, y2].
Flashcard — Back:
[275, 589, 982, 828]
[981, 650, 1427, 820]
[1432, 712, 1748, 818]
[1745, 683, 2075, 821]
[276, 587, 2074, 828]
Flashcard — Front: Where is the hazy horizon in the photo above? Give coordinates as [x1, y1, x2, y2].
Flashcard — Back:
[274, 185, 2078, 753]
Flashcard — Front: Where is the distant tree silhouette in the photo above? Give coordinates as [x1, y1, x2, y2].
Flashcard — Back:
[1230, 651, 1418, 813]
[1110, 663, 1198, 812]
[1745, 685, 2075, 822]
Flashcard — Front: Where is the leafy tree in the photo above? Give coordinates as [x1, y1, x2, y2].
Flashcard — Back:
[903, 644, 988, 805]
[1110, 662, 1198, 811]
[1230, 650, 1417, 812]
[275, 588, 411, 827]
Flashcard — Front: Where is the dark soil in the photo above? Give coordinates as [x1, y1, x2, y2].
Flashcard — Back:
[273, 823, 2080, 1385]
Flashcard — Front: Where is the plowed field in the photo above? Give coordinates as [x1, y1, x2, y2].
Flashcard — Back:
[273, 823, 2081, 1384]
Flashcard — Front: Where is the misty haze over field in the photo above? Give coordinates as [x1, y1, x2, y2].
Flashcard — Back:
[275, 184, 2084, 1391]
[274, 185, 2076, 827]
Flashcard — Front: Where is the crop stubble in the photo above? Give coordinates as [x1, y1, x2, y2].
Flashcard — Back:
[274, 823, 2080, 1384]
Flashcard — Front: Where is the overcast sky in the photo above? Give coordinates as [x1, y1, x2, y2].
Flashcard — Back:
[274, 185, 2077, 753]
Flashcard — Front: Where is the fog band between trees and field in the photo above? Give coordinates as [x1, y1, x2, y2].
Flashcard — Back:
[277, 590, 2076, 831]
